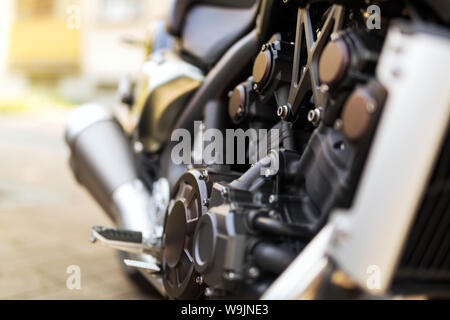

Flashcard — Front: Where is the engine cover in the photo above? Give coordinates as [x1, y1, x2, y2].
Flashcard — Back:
[132, 50, 204, 152]
[162, 170, 208, 299]
[162, 169, 238, 299]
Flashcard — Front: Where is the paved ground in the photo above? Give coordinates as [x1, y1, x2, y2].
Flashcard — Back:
[0, 110, 157, 299]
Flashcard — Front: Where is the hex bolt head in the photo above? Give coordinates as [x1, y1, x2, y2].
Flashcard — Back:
[277, 105, 290, 119]
[366, 102, 376, 114]
[133, 141, 144, 153]
[221, 187, 229, 198]
[330, 32, 340, 41]
[269, 194, 278, 204]
[196, 275, 203, 285]
[269, 210, 278, 218]
[248, 267, 260, 279]
[307, 108, 322, 126]
[319, 84, 329, 94]
[199, 170, 209, 181]
[334, 118, 343, 131]
[205, 287, 214, 297]
[307, 109, 316, 122]
[224, 271, 237, 281]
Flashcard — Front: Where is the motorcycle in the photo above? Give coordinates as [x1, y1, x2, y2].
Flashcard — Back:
[64, 0, 450, 299]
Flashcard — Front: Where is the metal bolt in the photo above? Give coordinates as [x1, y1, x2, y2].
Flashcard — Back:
[261, 44, 267, 51]
[277, 105, 290, 118]
[330, 32, 340, 41]
[196, 275, 203, 285]
[366, 103, 376, 114]
[269, 210, 278, 218]
[336, 141, 345, 150]
[334, 118, 343, 131]
[307, 108, 322, 126]
[133, 141, 144, 153]
[269, 194, 278, 204]
[205, 287, 214, 297]
[253, 83, 259, 91]
[236, 107, 244, 116]
[221, 187, 229, 197]
[307, 109, 317, 122]
[224, 271, 237, 281]
[319, 84, 329, 94]
[248, 267, 260, 279]
[199, 170, 209, 181]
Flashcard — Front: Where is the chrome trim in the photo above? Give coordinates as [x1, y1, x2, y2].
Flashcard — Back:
[145, 50, 204, 93]
[65, 103, 114, 145]
[131, 50, 204, 129]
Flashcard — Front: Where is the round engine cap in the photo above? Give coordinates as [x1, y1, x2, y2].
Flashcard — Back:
[228, 85, 246, 123]
[252, 49, 272, 87]
[162, 170, 209, 299]
[342, 88, 378, 142]
[319, 39, 349, 86]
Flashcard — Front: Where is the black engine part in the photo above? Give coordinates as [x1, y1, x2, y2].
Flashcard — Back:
[162, 169, 239, 299]
[162, 170, 209, 299]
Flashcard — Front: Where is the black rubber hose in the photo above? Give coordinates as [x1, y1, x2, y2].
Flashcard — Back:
[252, 216, 314, 240]
[253, 242, 296, 274]
[229, 153, 273, 189]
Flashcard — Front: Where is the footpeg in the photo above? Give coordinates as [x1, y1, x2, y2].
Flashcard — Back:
[90, 226, 160, 256]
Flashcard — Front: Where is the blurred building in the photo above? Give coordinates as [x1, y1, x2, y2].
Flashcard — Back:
[0, 0, 170, 102]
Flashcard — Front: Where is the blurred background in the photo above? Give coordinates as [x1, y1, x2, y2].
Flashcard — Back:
[0, 0, 170, 299]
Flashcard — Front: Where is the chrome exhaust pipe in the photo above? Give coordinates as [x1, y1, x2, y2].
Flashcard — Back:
[65, 103, 167, 241]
